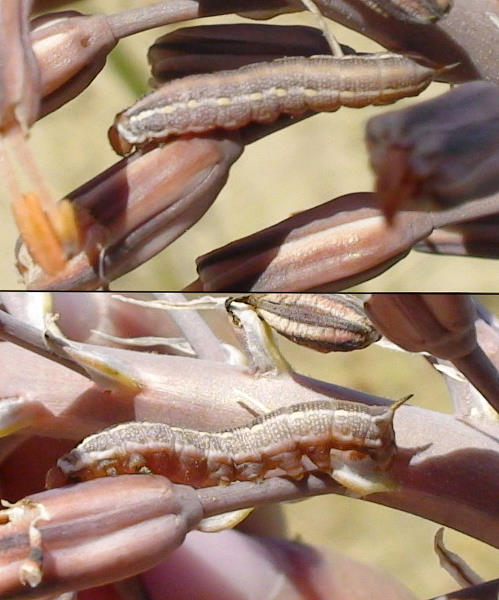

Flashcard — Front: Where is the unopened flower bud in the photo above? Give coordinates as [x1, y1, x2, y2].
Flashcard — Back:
[366, 81, 499, 221]
[31, 11, 117, 117]
[17, 136, 242, 289]
[195, 193, 433, 291]
[148, 23, 341, 82]
[0, 476, 202, 598]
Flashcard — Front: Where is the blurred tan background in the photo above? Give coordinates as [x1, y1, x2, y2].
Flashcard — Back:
[0, 0, 497, 289]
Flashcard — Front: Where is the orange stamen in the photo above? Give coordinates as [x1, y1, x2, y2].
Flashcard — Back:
[12, 192, 67, 275]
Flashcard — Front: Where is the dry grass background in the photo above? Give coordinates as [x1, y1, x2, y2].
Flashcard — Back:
[0, 0, 497, 290]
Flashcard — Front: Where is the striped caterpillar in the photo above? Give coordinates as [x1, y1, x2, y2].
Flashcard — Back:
[108, 53, 435, 155]
[46, 396, 409, 489]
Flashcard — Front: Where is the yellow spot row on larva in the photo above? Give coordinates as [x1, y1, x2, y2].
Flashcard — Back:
[108, 53, 436, 155]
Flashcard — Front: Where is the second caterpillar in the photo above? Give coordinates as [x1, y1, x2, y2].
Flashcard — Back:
[108, 53, 435, 155]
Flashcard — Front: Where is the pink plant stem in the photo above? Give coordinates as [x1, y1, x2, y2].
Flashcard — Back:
[0, 308, 87, 377]
[153, 293, 227, 361]
[105, 1, 206, 39]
